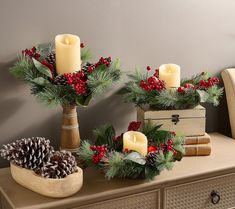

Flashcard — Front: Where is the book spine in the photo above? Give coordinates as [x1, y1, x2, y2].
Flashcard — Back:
[184, 137, 210, 145]
[184, 145, 211, 156]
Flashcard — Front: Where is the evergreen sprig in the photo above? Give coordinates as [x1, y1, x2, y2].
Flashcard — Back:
[10, 43, 121, 107]
[77, 121, 184, 180]
[121, 69, 223, 110]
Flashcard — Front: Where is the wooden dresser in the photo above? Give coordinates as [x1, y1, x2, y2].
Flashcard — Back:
[0, 133, 235, 209]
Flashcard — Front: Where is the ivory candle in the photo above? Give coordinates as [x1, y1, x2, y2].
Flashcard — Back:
[159, 64, 181, 89]
[123, 131, 148, 156]
[55, 34, 81, 74]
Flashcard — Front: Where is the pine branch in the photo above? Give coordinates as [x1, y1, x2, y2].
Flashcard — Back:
[81, 48, 92, 63]
[10, 55, 34, 79]
[206, 86, 224, 106]
[77, 141, 93, 165]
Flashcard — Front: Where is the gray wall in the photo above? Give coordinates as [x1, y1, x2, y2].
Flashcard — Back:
[0, 0, 234, 167]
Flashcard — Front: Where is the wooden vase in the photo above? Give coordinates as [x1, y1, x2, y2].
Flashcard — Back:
[60, 105, 80, 152]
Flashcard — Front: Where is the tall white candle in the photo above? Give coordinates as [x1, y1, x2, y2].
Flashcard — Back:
[123, 131, 148, 156]
[55, 34, 81, 74]
[159, 64, 181, 89]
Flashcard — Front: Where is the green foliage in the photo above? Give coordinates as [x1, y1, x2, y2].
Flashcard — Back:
[87, 59, 121, 95]
[9, 43, 121, 107]
[10, 55, 34, 79]
[122, 70, 223, 110]
[206, 86, 224, 106]
[156, 151, 174, 171]
[32, 58, 52, 78]
[103, 151, 125, 179]
[93, 124, 116, 147]
[77, 121, 185, 180]
[77, 141, 93, 165]
[142, 121, 171, 144]
[81, 48, 92, 63]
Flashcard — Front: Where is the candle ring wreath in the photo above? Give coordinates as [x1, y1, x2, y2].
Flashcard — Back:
[10, 43, 121, 107]
[77, 121, 184, 180]
[120, 66, 223, 110]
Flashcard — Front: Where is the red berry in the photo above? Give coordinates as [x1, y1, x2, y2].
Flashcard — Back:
[148, 146, 157, 153]
[146, 66, 151, 71]
[177, 87, 184, 93]
[80, 43, 85, 48]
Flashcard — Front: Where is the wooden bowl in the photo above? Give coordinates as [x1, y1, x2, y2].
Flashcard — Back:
[10, 163, 83, 198]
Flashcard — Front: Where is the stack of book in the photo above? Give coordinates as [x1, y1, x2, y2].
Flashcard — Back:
[184, 133, 211, 156]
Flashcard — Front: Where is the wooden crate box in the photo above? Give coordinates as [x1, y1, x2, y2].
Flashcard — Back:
[137, 105, 206, 137]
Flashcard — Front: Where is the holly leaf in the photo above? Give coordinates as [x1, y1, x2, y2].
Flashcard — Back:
[76, 94, 92, 106]
[124, 152, 146, 165]
[95, 125, 116, 146]
[31, 77, 50, 86]
[32, 58, 52, 78]
[197, 90, 209, 103]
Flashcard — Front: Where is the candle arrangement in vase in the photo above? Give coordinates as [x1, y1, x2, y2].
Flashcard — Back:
[120, 64, 223, 137]
[10, 34, 122, 152]
[77, 121, 185, 180]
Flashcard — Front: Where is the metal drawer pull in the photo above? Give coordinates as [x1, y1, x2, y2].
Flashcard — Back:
[172, 114, 180, 125]
[211, 190, 220, 204]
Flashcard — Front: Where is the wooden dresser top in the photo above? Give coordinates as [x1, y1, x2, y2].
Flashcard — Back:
[1, 133, 235, 209]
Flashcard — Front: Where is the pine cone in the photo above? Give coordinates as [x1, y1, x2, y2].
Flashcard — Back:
[53, 75, 68, 85]
[46, 51, 56, 66]
[38, 151, 78, 179]
[146, 152, 157, 167]
[0, 137, 54, 170]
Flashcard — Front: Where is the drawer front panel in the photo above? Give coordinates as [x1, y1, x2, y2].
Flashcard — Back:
[164, 173, 235, 209]
[78, 190, 160, 209]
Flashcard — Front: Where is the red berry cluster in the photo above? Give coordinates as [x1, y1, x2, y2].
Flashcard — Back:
[22, 47, 40, 59]
[140, 76, 166, 92]
[199, 77, 220, 89]
[159, 139, 177, 155]
[41, 60, 54, 75]
[64, 71, 87, 95]
[95, 57, 112, 68]
[127, 121, 141, 131]
[90, 145, 108, 164]
[177, 83, 195, 93]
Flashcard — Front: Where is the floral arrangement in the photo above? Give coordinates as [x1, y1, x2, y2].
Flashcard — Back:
[121, 66, 223, 110]
[77, 121, 184, 180]
[10, 43, 121, 106]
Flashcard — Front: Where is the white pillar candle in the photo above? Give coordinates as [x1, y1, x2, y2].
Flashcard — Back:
[159, 64, 181, 89]
[55, 34, 81, 74]
[123, 131, 148, 156]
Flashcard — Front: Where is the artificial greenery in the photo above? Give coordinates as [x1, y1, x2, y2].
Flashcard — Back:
[121, 68, 223, 110]
[77, 121, 184, 180]
[10, 43, 121, 107]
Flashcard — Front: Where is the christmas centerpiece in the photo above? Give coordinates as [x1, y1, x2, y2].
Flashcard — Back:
[10, 34, 122, 152]
[121, 64, 223, 136]
[77, 121, 184, 180]
[0, 137, 83, 198]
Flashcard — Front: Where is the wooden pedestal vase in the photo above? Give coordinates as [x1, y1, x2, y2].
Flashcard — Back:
[60, 105, 80, 152]
[10, 163, 83, 198]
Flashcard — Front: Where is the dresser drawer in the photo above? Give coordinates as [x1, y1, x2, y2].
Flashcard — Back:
[164, 173, 235, 209]
[77, 190, 160, 209]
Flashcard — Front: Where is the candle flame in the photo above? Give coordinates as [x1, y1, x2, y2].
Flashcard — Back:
[65, 38, 70, 45]
[133, 135, 137, 143]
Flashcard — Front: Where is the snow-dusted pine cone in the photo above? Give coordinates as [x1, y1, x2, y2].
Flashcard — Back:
[53, 75, 68, 85]
[38, 151, 78, 179]
[46, 51, 56, 66]
[0, 137, 54, 170]
[146, 152, 157, 167]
